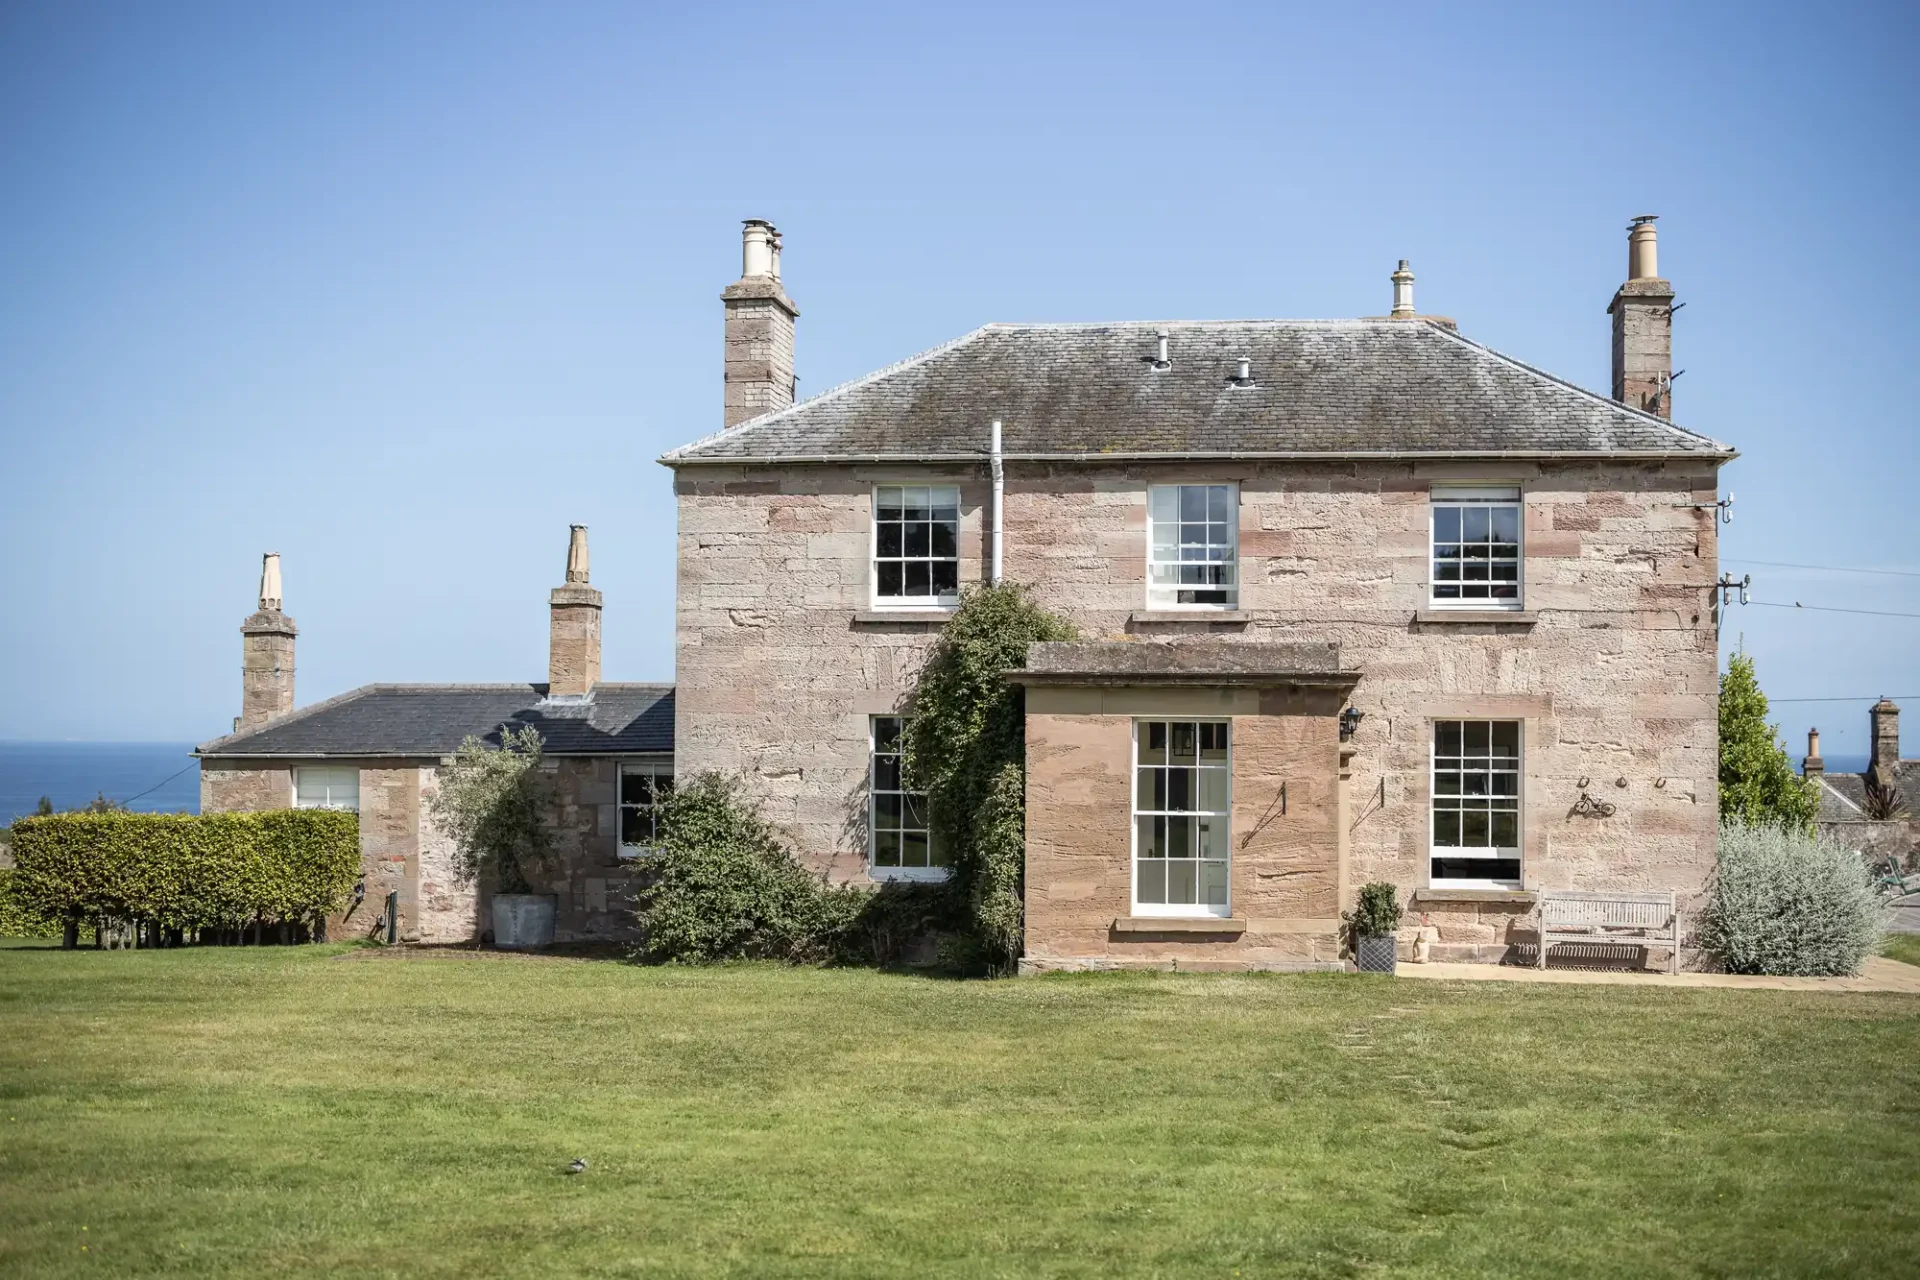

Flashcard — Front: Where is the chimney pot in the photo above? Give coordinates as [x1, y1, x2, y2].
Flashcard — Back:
[1803, 727, 1824, 777]
[1627, 214, 1660, 281]
[1390, 260, 1416, 317]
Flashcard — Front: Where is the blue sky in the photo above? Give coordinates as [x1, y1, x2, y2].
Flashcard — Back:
[1, 0, 1915, 762]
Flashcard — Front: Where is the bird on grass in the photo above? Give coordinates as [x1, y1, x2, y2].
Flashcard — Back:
[567, 1158, 588, 1175]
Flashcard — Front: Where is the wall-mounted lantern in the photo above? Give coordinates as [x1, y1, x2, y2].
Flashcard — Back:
[1339, 707, 1365, 742]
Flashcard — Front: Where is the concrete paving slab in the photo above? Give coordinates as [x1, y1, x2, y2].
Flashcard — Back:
[1397, 955, 1920, 994]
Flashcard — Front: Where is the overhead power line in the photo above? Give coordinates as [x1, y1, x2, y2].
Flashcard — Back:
[1726, 558, 1920, 579]
[1769, 695, 1920, 703]
[1747, 600, 1920, 620]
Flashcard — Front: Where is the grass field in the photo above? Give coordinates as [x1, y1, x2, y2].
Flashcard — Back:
[2, 942, 1917, 1278]
[1883, 931, 1920, 967]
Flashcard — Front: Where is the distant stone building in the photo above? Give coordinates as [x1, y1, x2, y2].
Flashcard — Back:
[1803, 699, 1917, 869]
[202, 214, 1738, 967]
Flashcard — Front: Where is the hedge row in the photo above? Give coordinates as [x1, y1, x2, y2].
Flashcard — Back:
[7, 810, 361, 938]
[0, 867, 66, 938]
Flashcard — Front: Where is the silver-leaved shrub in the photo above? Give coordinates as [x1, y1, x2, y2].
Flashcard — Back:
[1701, 821, 1885, 976]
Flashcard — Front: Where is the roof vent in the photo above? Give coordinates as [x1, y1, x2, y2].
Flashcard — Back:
[1149, 329, 1172, 371]
[1228, 357, 1254, 388]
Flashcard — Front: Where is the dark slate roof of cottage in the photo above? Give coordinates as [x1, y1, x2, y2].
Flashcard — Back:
[1812, 763, 1920, 825]
[195, 684, 674, 759]
[660, 321, 1734, 464]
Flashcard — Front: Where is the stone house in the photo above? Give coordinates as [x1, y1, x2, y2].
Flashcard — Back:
[202, 214, 1736, 968]
[1802, 699, 1917, 870]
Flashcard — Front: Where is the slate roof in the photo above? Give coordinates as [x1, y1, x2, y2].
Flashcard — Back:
[1813, 763, 1920, 824]
[661, 321, 1734, 464]
[196, 684, 674, 759]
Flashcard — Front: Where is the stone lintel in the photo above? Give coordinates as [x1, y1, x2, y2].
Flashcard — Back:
[550, 585, 604, 608]
[852, 609, 955, 626]
[1010, 640, 1356, 689]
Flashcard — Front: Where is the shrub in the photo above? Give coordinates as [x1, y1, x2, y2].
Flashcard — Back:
[0, 867, 65, 938]
[425, 726, 552, 894]
[1719, 654, 1818, 832]
[1344, 881, 1403, 940]
[901, 583, 1077, 973]
[636, 772, 866, 964]
[7, 810, 361, 943]
[1701, 821, 1885, 976]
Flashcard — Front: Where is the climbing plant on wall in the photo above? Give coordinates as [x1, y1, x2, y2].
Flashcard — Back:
[902, 583, 1077, 973]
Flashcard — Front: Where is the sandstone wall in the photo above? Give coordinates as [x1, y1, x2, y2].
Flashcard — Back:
[674, 457, 1724, 964]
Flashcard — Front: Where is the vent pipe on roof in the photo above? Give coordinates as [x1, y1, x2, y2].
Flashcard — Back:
[1152, 329, 1171, 370]
[1390, 260, 1416, 317]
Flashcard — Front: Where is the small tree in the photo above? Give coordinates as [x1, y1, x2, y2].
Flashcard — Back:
[1718, 654, 1818, 832]
[1702, 820, 1884, 975]
[902, 583, 1077, 973]
[426, 725, 552, 894]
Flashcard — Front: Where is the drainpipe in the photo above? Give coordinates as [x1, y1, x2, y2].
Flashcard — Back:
[989, 420, 1004, 585]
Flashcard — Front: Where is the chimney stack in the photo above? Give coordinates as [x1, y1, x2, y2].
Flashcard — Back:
[1390, 260, 1416, 317]
[1802, 727, 1824, 778]
[721, 218, 799, 429]
[239, 553, 297, 730]
[1870, 697, 1902, 789]
[548, 526, 602, 698]
[1608, 215, 1675, 418]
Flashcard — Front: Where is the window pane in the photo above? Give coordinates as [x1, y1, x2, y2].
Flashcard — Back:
[1198, 768, 1227, 814]
[1491, 505, 1520, 543]
[930, 521, 957, 559]
[1463, 507, 1491, 541]
[1462, 809, 1490, 846]
[1435, 721, 1462, 757]
[905, 522, 931, 556]
[874, 793, 904, 829]
[1167, 860, 1198, 904]
[1201, 859, 1229, 906]
[1167, 814, 1196, 858]
[877, 562, 903, 596]
[1465, 721, 1490, 753]
[1137, 859, 1166, 904]
[1198, 814, 1229, 859]
[905, 562, 931, 595]
[1180, 486, 1207, 521]
[931, 560, 958, 594]
[876, 488, 903, 521]
[901, 830, 930, 868]
[1433, 810, 1461, 846]
[903, 487, 930, 519]
[1491, 722, 1519, 756]
[877, 523, 903, 557]
[1170, 722, 1198, 764]
[1166, 767, 1194, 812]
[1491, 811, 1519, 848]
[1199, 722, 1228, 761]
[1433, 506, 1461, 541]
[1208, 486, 1230, 522]
[872, 830, 901, 867]
[620, 807, 648, 845]
[1137, 767, 1165, 811]
[1138, 815, 1167, 858]
[621, 772, 654, 806]
[873, 754, 902, 791]
[1150, 486, 1178, 523]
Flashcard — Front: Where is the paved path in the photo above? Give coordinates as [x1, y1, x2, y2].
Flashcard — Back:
[1887, 895, 1920, 934]
[1399, 955, 1920, 994]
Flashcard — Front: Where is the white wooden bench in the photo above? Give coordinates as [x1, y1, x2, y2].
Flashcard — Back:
[1537, 890, 1680, 974]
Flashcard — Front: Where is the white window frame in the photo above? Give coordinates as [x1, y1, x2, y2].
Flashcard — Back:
[870, 484, 961, 611]
[1131, 718, 1233, 917]
[1429, 485, 1524, 610]
[868, 716, 949, 882]
[617, 759, 674, 860]
[293, 766, 359, 813]
[1146, 483, 1239, 610]
[1429, 719, 1523, 890]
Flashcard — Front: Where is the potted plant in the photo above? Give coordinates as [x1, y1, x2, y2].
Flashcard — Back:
[1344, 881, 1404, 974]
[427, 725, 557, 949]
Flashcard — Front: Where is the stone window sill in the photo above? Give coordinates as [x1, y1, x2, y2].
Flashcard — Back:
[1129, 611, 1251, 625]
[1412, 888, 1538, 906]
[852, 609, 956, 626]
[1112, 916, 1248, 935]
[1413, 610, 1537, 626]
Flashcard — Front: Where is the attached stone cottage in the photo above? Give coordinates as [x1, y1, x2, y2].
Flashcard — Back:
[203, 214, 1735, 967]
[1803, 699, 1917, 869]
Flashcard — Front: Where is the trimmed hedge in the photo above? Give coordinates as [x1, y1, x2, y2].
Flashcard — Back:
[0, 867, 66, 938]
[8, 810, 361, 941]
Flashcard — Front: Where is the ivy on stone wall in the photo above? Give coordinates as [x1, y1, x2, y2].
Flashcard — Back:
[902, 583, 1077, 973]
[7, 810, 361, 944]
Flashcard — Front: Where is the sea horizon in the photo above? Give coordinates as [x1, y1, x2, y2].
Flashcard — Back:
[0, 741, 202, 824]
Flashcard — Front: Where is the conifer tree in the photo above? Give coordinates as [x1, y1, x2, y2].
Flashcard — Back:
[1719, 653, 1819, 832]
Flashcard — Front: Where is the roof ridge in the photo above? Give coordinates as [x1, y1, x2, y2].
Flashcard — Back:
[660, 324, 1001, 463]
[194, 683, 380, 755]
[1426, 323, 1736, 456]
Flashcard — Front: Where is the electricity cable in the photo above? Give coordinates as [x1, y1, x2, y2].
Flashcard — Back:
[1724, 559, 1920, 579]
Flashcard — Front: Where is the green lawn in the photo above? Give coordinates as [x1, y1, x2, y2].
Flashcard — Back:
[1883, 932, 1920, 968]
[2, 943, 1917, 1278]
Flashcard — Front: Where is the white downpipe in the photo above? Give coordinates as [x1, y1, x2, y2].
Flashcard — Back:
[989, 419, 1004, 585]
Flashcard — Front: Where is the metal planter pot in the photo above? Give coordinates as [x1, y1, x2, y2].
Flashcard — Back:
[1354, 933, 1398, 974]
[491, 894, 557, 950]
